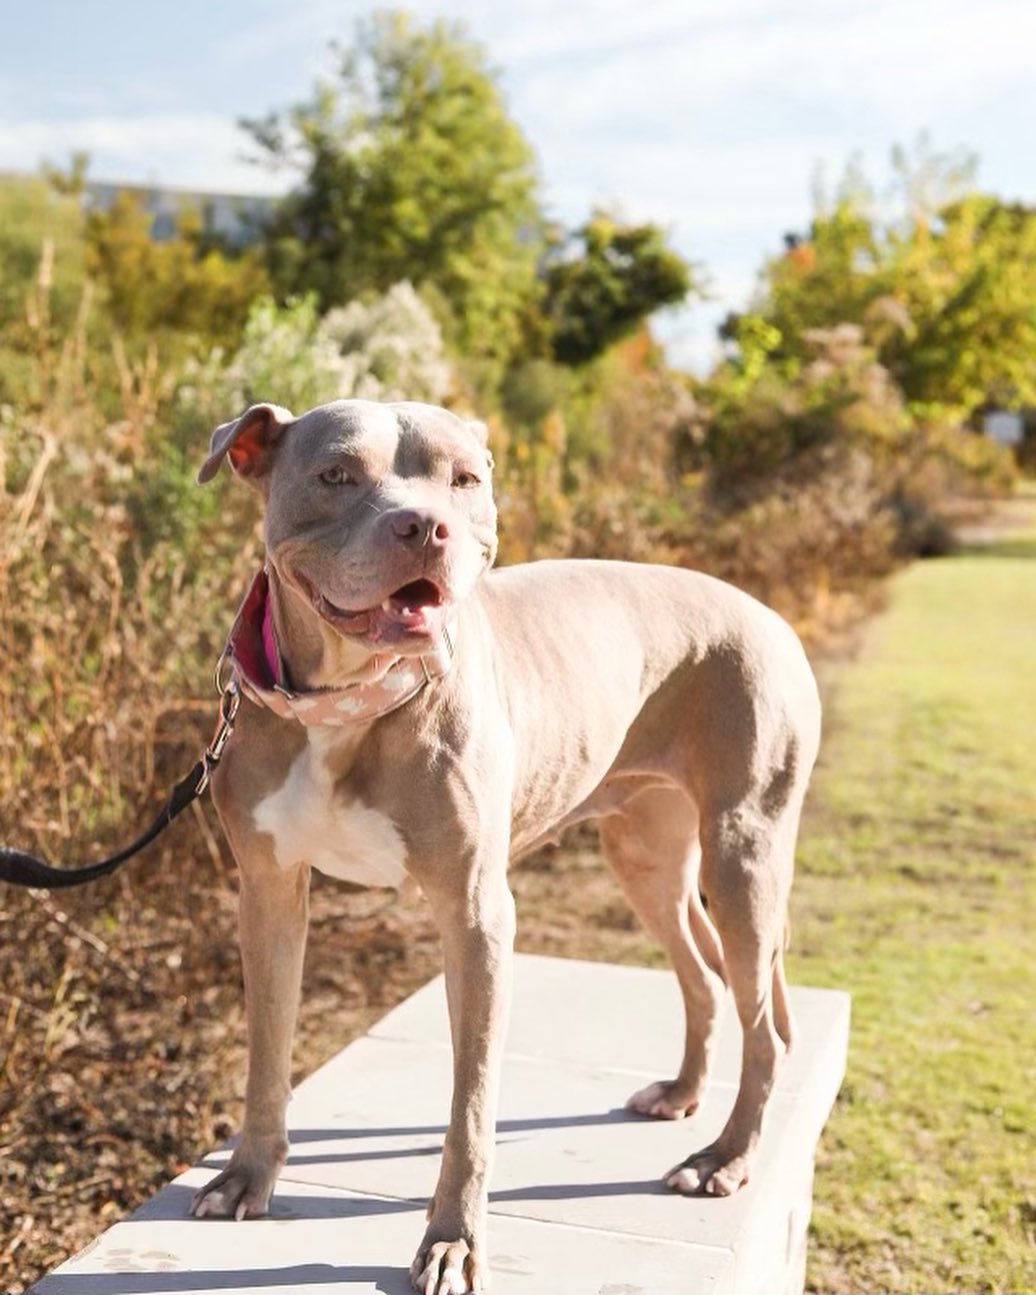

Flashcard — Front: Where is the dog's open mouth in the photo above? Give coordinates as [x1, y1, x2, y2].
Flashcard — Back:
[379, 578, 446, 630]
[308, 575, 448, 645]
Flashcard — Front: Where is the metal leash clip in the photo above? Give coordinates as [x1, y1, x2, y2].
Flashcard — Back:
[197, 652, 241, 796]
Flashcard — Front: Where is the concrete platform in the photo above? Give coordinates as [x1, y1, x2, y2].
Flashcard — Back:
[31, 954, 850, 1295]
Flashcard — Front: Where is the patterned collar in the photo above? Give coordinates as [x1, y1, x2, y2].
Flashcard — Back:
[225, 569, 453, 727]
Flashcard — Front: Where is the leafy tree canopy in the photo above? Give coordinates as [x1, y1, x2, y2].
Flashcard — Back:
[541, 213, 696, 365]
[726, 138, 1036, 419]
[245, 10, 541, 370]
[85, 191, 269, 354]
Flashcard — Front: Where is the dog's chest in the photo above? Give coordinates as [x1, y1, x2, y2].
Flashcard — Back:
[252, 729, 407, 888]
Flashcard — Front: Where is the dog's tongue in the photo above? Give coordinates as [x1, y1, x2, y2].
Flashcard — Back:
[370, 578, 447, 644]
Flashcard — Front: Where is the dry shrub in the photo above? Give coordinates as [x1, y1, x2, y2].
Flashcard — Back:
[880, 419, 1017, 557]
[678, 447, 899, 638]
[682, 323, 1017, 626]
[1, 340, 261, 870]
[552, 443, 896, 643]
[491, 341, 907, 642]
[495, 344, 697, 566]
[0, 271, 264, 1290]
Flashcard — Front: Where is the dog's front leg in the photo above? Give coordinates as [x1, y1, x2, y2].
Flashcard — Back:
[411, 856, 516, 1295]
[192, 853, 309, 1220]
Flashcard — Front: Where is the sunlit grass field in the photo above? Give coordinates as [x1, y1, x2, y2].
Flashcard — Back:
[791, 513, 1036, 1293]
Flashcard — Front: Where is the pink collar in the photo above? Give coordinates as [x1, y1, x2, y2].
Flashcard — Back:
[225, 569, 453, 726]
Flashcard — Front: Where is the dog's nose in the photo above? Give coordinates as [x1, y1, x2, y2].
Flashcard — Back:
[388, 509, 451, 546]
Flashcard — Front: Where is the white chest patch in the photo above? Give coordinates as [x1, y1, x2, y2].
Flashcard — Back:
[253, 730, 408, 889]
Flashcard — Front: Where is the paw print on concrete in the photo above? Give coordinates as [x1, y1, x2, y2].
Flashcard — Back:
[101, 1246, 182, 1273]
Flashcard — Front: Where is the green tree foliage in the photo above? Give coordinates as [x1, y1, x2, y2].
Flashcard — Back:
[541, 213, 696, 364]
[246, 10, 540, 371]
[85, 190, 269, 355]
[703, 321, 911, 489]
[730, 141, 1036, 420]
[40, 150, 90, 197]
[880, 195, 1036, 413]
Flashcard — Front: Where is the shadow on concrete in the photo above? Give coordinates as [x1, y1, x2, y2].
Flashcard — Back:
[200, 1144, 443, 1171]
[281, 1109, 638, 1142]
[197, 1109, 641, 1170]
[33, 1175, 675, 1293]
[132, 1184, 422, 1224]
[490, 1177, 668, 1203]
[33, 1263, 411, 1294]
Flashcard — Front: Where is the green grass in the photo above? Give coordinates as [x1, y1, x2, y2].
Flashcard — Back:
[791, 520, 1036, 1293]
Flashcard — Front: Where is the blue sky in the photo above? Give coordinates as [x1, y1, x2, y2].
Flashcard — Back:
[3, 0, 1035, 369]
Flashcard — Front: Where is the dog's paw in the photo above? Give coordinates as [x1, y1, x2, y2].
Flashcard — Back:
[664, 1143, 752, 1197]
[410, 1234, 486, 1295]
[626, 1078, 701, 1120]
[190, 1148, 284, 1221]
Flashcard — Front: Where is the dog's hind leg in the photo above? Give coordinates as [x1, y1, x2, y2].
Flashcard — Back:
[666, 799, 800, 1196]
[599, 786, 726, 1120]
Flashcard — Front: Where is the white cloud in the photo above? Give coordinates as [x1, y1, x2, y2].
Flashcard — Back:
[0, 114, 289, 195]
[502, 0, 1036, 124]
[538, 133, 850, 225]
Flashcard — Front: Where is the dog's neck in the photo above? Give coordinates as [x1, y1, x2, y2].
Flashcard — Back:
[266, 563, 384, 691]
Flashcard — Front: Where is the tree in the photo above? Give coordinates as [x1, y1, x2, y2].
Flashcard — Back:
[879, 195, 1036, 413]
[541, 213, 696, 365]
[245, 10, 541, 371]
[40, 150, 90, 198]
[729, 141, 1036, 419]
[85, 191, 269, 355]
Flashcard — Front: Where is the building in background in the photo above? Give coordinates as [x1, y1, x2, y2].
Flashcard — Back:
[83, 178, 275, 246]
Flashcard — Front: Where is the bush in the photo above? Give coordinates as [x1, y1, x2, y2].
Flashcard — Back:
[0, 177, 91, 407]
[700, 323, 909, 494]
[85, 190, 269, 360]
[694, 322, 1017, 569]
[682, 446, 901, 629]
[493, 332, 699, 563]
[177, 283, 453, 430]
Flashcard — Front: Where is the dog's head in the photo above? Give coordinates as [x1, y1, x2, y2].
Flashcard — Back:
[199, 399, 497, 652]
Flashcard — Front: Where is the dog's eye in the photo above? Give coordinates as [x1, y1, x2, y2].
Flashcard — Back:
[319, 466, 356, 486]
[452, 470, 481, 489]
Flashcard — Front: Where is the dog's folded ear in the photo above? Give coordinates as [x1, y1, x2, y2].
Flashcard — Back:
[466, 418, 494, 471]
[197, 403, 295, 484]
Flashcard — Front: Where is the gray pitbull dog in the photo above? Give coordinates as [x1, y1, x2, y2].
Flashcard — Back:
[190, 398, 821, 1294]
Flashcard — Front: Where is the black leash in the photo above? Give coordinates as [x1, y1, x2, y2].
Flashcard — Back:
[0, 677, 240, 890]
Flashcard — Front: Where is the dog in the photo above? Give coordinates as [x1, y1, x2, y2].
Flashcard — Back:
[189, 398, 821, 1295]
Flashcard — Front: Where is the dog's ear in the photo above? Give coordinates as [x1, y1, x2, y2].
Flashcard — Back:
[197, 403, 294, 484]
[466, 419, 494, 471]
